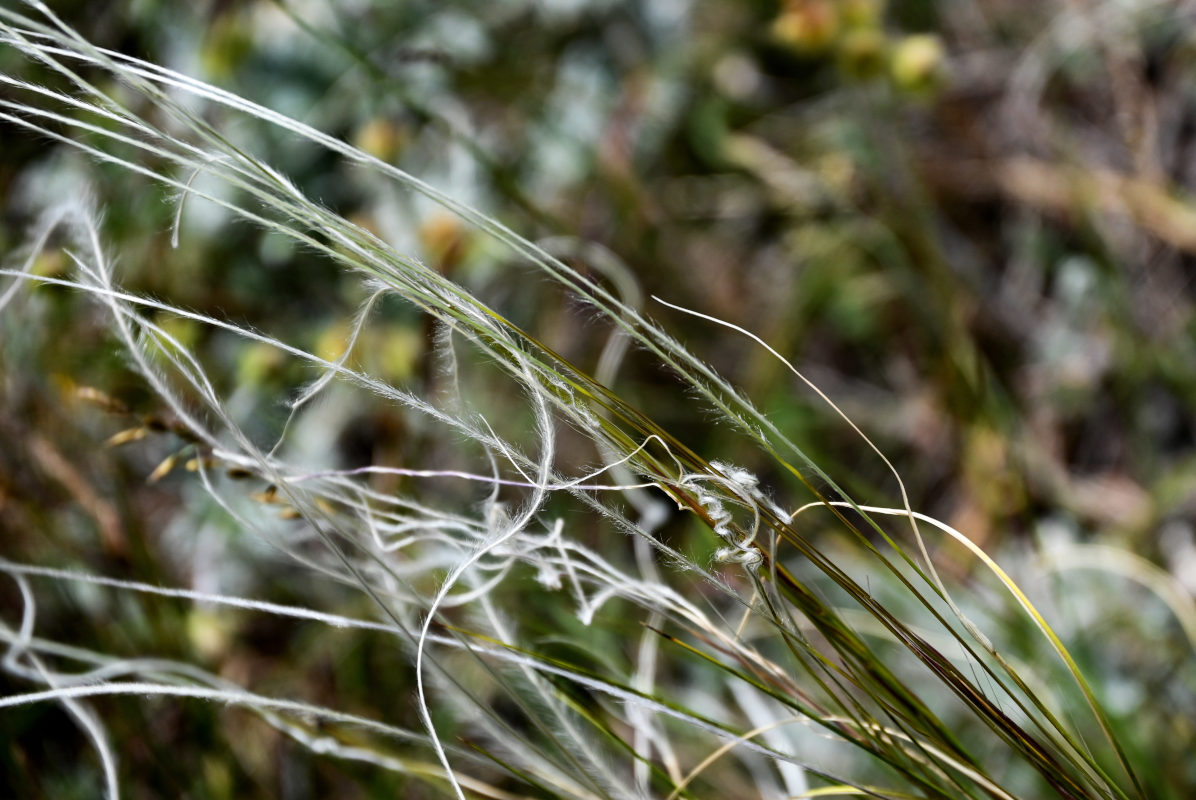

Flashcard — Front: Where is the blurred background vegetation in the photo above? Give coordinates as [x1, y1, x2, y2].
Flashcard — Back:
[3, 0, 1196, 796]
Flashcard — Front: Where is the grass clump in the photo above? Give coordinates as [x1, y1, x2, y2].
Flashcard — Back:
[1, 1, 1194, 798]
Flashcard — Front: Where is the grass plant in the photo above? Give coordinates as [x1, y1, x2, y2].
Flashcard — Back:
[1, 2, 1194, 798]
